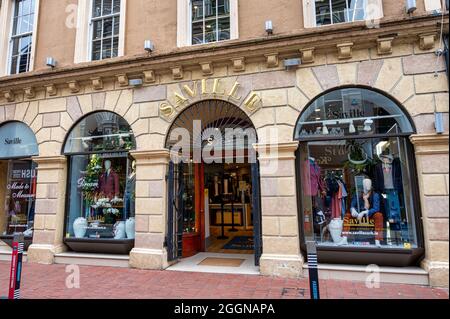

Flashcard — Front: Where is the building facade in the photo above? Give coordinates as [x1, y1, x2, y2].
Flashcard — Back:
[0, 0, 448, 288]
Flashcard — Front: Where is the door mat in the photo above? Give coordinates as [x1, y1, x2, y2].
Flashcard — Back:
[222, 236, 254, 250]
[198, 257, 245, 267]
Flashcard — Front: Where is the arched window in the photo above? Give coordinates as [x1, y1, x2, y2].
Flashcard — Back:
[294, 88, 423, 266]
[0, 121, 38, 249]
[63, 111, 136, 254]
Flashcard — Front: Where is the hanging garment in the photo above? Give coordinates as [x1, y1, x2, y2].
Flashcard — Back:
[373, 158, 403, 193]
[302, 160, 326, 196]
[385, 189, 401, 226]
[331, 183, 343, 219]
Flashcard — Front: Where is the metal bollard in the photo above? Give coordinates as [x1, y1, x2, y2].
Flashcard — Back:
[8, 234, 24, 300]
[306, 241, 320, 300]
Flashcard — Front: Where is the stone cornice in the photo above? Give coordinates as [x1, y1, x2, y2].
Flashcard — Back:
[410, 133, 449, 155]
[130, 149, 171, 162]
[32, 155, 67, 167]
[0, 14, 447, 91]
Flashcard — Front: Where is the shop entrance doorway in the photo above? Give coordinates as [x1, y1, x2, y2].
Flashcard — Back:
[165, 100, 261, 267]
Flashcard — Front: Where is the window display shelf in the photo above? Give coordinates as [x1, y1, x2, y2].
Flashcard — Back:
[64, 238, 134, 255]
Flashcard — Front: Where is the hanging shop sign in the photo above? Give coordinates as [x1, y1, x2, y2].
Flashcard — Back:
[0, 122, 38, 159]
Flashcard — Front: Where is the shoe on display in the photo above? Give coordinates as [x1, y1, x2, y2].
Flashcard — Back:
[375, 240, 381, 247]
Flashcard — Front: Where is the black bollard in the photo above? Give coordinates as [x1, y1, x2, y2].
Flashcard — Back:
[306, 241, 320, 300]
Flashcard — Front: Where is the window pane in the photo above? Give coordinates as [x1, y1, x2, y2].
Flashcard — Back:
[315, 0, 331, 26]
[93, 20, 102, 40]
[192, 21, 204, 44]
[192, 0, 203, 21]
[92, 40, 102, 61]
[204, 0, 217, 19]
[12, 17, 19, 35]
[113, 0, 121, 13]
[218, 17, 230, 40]
[18, 53, 29, 73]
[65, 154, 136, 241]
[4, 160, 37, 237]
[19, 14, 32, 34]
[22, 0, 31, 15]
[331, 0, 347, 24]
[102, 38, 112, 59]
[11, 38, 20, 56]
[348, 0, 365, 22]
[93, 0, 102, 17]
[103, 0, 113, 15]
[112, 37, 119, 57]
[299, 137, 418, 249]
[218, 0, 229, 15]
[10, 56, 18, 74]
[113, 16, 120, 35]
[20, 36, 31, 55]
[204, 19, 217, 43]
[103, 17, 113, 37]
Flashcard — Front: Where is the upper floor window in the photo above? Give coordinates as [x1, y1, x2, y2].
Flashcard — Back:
[314, 0, 365, 26]
[9, 0, 35, 74]
[191, 0, 230, 45]
[91, 0, 121, 61]
[177, 0, 238, 47]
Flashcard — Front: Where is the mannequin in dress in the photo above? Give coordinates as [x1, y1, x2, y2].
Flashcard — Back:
[98, 160, 120, 202]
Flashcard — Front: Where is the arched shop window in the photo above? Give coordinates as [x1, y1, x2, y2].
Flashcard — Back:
[0, 121, 39, 250]
[294, 87, 424, 266]
[63, 112, 136, 254]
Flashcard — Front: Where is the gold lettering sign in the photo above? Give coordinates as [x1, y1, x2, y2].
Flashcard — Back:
[182, 82, 197, 98]
[160, 103, 174, 117]
[228, 82, 241, 100]
[212, 79, 225, 95]
[174, 92, 188, 107]
[244, 93, 261, 111]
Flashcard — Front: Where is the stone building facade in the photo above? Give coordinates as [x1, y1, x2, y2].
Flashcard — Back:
[0, 0, 448, 288]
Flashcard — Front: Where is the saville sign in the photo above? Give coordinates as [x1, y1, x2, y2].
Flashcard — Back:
[159, 78, 261, 118]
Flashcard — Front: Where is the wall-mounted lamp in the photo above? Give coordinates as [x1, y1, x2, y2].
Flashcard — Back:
[46, 57, 57, 68]
[144, 40, 155, 53]
[129, 78, 143, 87]
[435, 112, 444, 134]
[406, 0, 417, 14]
[265, 20, 273, 35]
[283, 58, 301, 70]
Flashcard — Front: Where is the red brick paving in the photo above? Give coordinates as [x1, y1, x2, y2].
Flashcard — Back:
[0, 261, 448, 299]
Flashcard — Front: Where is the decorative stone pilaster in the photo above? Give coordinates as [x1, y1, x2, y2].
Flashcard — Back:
[128, 149, 170, 270]
[27, 156, 68, 264]
[254, 141, 304, 278]
[410, 133, 449, 288]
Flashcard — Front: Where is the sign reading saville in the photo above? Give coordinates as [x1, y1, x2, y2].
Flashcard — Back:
[159, 79, 261, 118]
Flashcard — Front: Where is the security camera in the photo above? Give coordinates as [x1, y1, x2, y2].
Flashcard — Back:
[265, 20, 273, 35]
[46, 57, 56, 68]
[144, 40, 154, 53]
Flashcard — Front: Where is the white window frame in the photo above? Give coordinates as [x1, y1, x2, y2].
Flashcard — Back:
[74, 0, 126, 64]
[303, 0, 383, 28]
[0, 0, 39, 76]
[177, 0, 238, 47]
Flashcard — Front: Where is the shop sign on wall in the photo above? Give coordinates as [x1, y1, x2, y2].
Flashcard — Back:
[0, 122, 38, 159]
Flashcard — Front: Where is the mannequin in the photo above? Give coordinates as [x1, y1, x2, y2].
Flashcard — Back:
[348, 178, 384, 247]
[124, 160, 136, 219]
[98, 160, 120, 201]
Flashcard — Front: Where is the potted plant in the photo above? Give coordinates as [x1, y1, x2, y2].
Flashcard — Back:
[344, 140, 374, 174]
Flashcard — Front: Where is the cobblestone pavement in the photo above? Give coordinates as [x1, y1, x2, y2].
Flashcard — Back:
[0, 261, 448, 299]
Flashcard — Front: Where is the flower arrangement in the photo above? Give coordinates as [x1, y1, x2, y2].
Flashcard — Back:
[82, 154, 102, 201]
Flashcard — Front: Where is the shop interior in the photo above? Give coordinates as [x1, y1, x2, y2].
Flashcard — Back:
[180, 161, 254, 258]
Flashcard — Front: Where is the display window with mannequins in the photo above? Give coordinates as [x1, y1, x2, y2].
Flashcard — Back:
[63, 111, 136, 247]
[299, 137, 418, 249]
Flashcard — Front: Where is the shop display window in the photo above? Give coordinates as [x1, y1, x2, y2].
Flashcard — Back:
[2, 160, 37, 238]
[63, 112, 136, 242]
[295, 88, 419, 250]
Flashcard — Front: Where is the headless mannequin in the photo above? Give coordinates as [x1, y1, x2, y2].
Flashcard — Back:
[99, 160, 120, 202]
[349, 178, 383, 247]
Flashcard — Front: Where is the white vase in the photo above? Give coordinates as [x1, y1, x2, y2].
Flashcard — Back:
[114, 221, 126, 239]
[328, 218, 344, 244]
[125, 218, 135, 239]
[73, 217, 88, 238]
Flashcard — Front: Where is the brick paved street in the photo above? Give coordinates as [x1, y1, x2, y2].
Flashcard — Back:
[0, 261, 448, 299]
